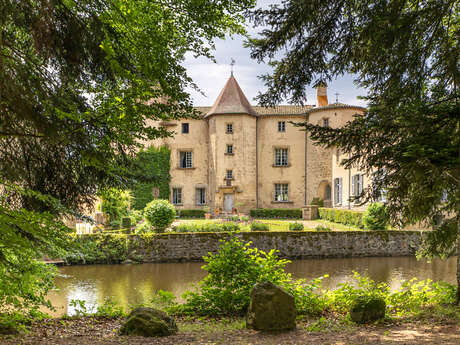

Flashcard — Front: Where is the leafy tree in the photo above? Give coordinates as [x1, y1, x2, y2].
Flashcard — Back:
[0, 0, 255, 313]
[248, 1, 460, 302]
[99, 188, 132, 227]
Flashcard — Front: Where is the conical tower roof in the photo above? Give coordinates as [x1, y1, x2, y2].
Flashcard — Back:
[205, 74, 257, 117]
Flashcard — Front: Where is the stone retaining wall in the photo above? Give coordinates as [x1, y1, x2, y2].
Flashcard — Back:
[127, 231, 425, 263]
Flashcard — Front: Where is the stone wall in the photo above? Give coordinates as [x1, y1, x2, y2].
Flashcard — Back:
[127, 231, 425, 263]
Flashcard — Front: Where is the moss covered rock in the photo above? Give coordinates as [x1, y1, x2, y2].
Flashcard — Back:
[120, 307, 177, 337]
[246, 281, 296, 331]
[350, 295, 386, 324]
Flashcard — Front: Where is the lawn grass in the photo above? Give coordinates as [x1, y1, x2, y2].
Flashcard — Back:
[172, 218, 364, 232]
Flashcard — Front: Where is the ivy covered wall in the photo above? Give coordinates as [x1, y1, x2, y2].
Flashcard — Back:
[131, 146, 171, 210]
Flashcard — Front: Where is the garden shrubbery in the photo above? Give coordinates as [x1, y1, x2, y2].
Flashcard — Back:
[177, 209, 206, 218]
[250, 222, 270, 231]
[289, 222, 304, 231]
[173, 222, 239, 233]
[143, 200, 176, 233]
[250, 208, 302, 219]
[178, 238, 456, 319]
[362, 203, 389, 230]
[318, 208, 363, 228]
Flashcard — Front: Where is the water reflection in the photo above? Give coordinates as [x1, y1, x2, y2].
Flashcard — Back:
[46, 256, 456, 316]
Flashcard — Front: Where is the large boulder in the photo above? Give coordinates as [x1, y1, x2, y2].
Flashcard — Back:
[120, 307, 178, 337]
[246, 281, 296, 331]
[350, 295, 386, 324]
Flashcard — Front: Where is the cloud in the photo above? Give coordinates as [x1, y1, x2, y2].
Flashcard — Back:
[183, 2, 367, 108]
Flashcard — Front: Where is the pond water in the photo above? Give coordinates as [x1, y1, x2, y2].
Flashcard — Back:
[47, 256, 457, 316]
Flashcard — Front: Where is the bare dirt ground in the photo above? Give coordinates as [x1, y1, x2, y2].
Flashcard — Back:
[1, 317, 459, 345]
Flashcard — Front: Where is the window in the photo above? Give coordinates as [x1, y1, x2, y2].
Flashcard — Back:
[226, 170, 233, 179]
[323, 118, 329, 127]
[336, 149, 340, 164]
[181, 123, 189, 134]
[274, 148, 288, 166]
[195, 188, 206, 205]
[372, 170, 387, 202]
[334, 178, 342, 205]
[226, 123, 233, 134]
[352, 174, 364, 200]
[278, 121, 286, 132]
[172, 188, 182, 204]
[179, 151, 193, 168]
[226, 144, 233, 154]
[274, 183, 289, 202]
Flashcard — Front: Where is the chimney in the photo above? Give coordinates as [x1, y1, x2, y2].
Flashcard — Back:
[316, 83, 328, 107]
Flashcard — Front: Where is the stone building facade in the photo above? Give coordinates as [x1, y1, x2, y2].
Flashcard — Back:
[148, 73, 365, 214]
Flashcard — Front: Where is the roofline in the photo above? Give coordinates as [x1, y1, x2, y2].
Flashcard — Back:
[306, 104, 366, 114]
[203, 111, 258, 119]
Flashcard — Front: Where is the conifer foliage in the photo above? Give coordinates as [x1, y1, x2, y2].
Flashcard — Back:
[248, 0, 460, 302]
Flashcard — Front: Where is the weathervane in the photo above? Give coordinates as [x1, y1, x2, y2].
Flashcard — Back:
[335, 92, 340, 103]
[230, 58, 235, 75]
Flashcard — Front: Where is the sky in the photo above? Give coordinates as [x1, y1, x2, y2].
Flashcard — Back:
[183, 2, 367, 108]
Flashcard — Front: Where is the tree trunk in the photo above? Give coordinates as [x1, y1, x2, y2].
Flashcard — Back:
[457, 214, 460, 305]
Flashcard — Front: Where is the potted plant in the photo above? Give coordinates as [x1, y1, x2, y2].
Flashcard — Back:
[203, 206, 211, 219]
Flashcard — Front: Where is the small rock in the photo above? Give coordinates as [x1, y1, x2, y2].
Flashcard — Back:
[120, 307, 178, 337]
[246, 281, 296, 331]
[350, 295, 386, 324]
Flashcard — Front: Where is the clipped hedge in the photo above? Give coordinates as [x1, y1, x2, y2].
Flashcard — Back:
[318, 208, 364, 228]
[250, 208, 302, 219]
[250, 222, 269, 231]
[177, 209, 206, 218]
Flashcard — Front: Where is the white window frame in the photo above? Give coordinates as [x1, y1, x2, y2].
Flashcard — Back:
[352, 174, 364, 201]
[172, 188, 182, 204]
[226, 170, 233, 179]
[274, 148, 289, 166]
[278, 121, 286, 132]
[274, 183, 289, 202]
[334, 177, 342, 205]
[179, 151, 193, 168]
[195, 188, 206, 205]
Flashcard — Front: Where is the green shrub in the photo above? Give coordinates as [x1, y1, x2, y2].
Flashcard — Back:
[121, 217, 131, 229]
[95, 297, 125, 318]
[135, 221, 151, 234]
[289, 222, 304, 231]
[129, 210, 143, 224]
[318, 208, 363, 228]
[99, 188, 132, 224]
[250, 222, 269, 231]
[65, 234, 128, 264]
[315, 224, 331, 231]
[143, 200, 176, 232]
[249, 208, 302, 219]
[177, 209, 206, 218]
[362, 203, 389, 230]
[172, 222, 239, 233]
[311, 197, 324, 207]
[182, 237, 293, 315]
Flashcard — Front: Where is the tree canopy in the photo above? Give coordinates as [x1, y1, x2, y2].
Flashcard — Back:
[248, 0, 460, 302]
[0, 0, 255, 313]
